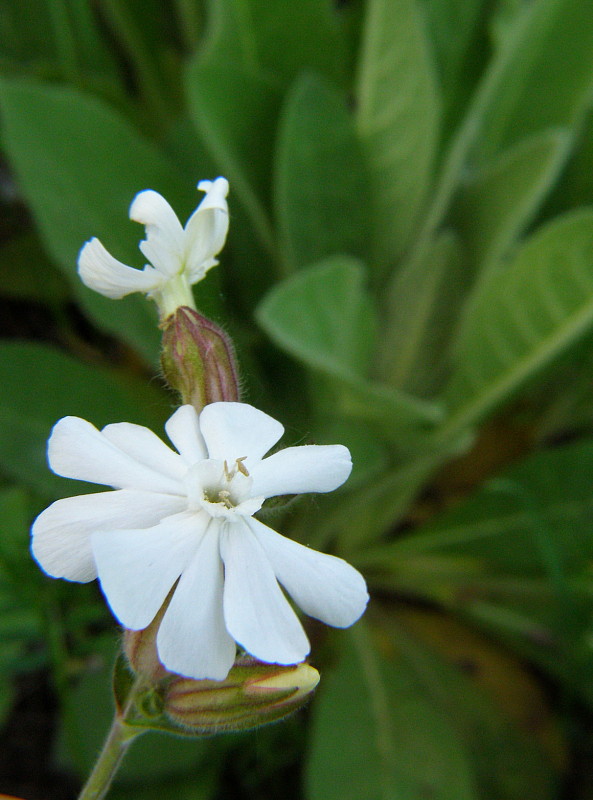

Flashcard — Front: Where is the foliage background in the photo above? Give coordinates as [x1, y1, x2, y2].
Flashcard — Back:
[2, 0, 593, 797]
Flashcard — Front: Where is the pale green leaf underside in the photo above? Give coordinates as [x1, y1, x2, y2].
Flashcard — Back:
[257, 257, 442, 429]
[355, 0, 441, 268]
[444, 210, 593, 435]
[274, 73, 370, 272]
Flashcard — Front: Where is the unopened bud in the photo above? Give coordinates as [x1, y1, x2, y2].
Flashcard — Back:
[164, 657, 320, 734]
[161, 306, 239, 411]
[123, 600, 169, 683]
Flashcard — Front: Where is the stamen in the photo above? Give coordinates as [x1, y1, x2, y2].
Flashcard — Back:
[236, 456, 249, 476]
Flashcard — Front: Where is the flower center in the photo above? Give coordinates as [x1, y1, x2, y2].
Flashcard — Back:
[203, 459, 248, 508]
[185, 458, 263, 520]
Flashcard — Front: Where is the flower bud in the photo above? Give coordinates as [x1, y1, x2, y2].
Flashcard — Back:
[161, 306, 239, 411]
[123, 600, 169, 683]
[164, 657, 320, 734]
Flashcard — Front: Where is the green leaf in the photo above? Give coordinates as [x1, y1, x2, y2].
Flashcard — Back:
[306, 626, 477, 800]
[0, 77, 194, 364]
[387, 614, 558, 800]
[360, 438, 593, 704]
[274, 73, 370, 272]
[185, 61, 281, 261]
[420, 0, 488, 125]
[0, 341, 169, 496]
[377, 229, 466, 396]
[442, 210, 593, 438]
[476, 0, 593, 164]
[454, 128, 572, 283]
[257, 256, 442, 431]
[355, 0, 441, 268]
[0, 232, 69, 303]
[369, 437, 593, 573]
[201, 0, 347, 87]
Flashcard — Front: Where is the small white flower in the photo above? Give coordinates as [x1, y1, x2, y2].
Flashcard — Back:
[31, 402, 369, 680]
[78, 178, 229, 318]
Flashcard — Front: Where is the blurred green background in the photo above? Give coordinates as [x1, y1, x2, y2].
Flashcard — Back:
[3, 0, 593, 797]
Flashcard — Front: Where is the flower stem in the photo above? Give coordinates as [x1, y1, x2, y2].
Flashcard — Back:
[77, 715, 139, 800]
[77, 674, 145, 800]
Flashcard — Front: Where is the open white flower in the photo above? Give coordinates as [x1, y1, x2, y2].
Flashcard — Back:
[31, 402, 368, 680]
[78, 178, 229, 318]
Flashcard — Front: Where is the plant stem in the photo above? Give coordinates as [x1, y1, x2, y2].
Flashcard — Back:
[77, 675, 145, 800]
[77, 715, 140, 800]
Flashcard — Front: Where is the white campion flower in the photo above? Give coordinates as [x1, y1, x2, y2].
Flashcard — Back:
[31, 402, 369, 680]
[78, 178, 229, 318]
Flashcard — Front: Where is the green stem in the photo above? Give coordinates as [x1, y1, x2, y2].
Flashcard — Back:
[77, 677, 144, 800]
[77, 715, 140, 800]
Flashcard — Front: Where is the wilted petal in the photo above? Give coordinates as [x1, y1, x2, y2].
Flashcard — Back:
[130, 190, 185, 277]
[31, 489, 185, 582]
[165, 405, 207, 465]
[48, 417, 184, 495]
[102, 422, 187, 482]
[250, 444, 352, 498]
[220, 521, 310, 665]
[200, 403, 284, 465]
[184, 178, 230, 282]
[92, 511, 205, 630]
[250, 518, 369, 628]
[78, 238, 162, 299]
[157, 524, 236, 680]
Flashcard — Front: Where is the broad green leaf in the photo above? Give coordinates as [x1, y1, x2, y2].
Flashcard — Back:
[0, 341, 169, 497]
[0, 77, 194, 364]
[366, 438, 593, 573]
[360, 439, 593, 704]
[185, 60, 280, 261]
[454, 129, 572, 284]
[377, 230, 465, 395]
[201, 0, 346, 87]
[420, 0, 488, 126]
[274, 73, 370, 272]
[256, 257, 442, 431]
[0, 232, 69, 303]
[258, 257, 377, 378]
[441, 210, 593, 438]
[306, 626, 477, 800]
[386, 613, 558, 800]
[355, 0, 441, 268]
[476, 0, 593, 164]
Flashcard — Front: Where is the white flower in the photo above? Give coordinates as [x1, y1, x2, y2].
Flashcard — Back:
[31, 402, 369, 680]
[78, 178, 229, 318]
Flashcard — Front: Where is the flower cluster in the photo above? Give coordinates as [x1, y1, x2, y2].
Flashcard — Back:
[32, 402, 368, 680]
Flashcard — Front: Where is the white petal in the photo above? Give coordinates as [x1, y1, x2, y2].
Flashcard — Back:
[31, 490, 185, 582]
[48, 417, 183, 494]
[157, 524, 236, 680]
[199, 403, 284, 465]
[78, 238, 163, 299]
[102, 422, 187, 482]
[130, 190, 185, 277]
[92, 511, 206, 630]
[250, 444, 352, 498]
[165, 405, 207, 464]
[250, 518, 369, 628]
[184, 178, 229, 283]
[220, 521, 310, 665]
